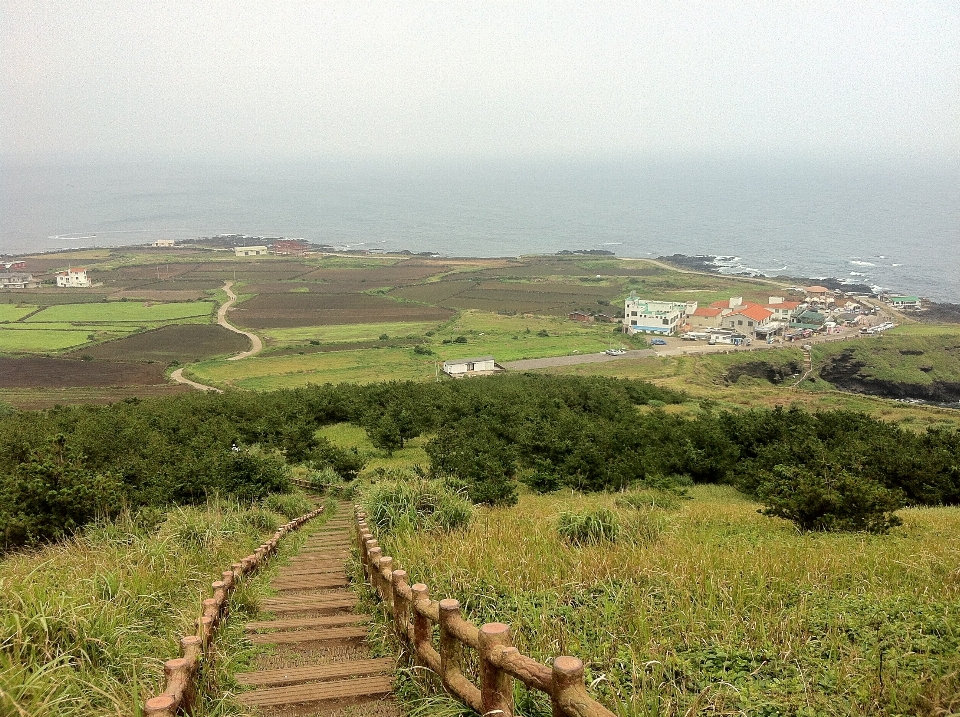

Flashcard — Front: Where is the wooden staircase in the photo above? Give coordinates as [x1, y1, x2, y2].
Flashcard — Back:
[236, 504, 397, 716]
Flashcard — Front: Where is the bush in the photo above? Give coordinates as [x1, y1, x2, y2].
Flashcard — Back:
[756, 464, 904, 533]
[309, 466, 358, 499]
[362, 477, 474, 534]
[263, 492, 314, 520]
[413, 345, 434, 355]
[557, 507, 619, 545]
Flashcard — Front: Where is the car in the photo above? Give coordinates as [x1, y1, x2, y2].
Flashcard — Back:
[605, 348, 626, 356]
[650, 338, 667, 345]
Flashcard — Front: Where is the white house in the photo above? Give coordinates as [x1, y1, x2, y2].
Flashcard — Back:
[153, 239, 175, 247]
[887, 295, 921, 310]
[56, 268, 91, 287]
[234, 246, 268, 257]
[442, 356, 497, 377]
[623, 297, 696, 335]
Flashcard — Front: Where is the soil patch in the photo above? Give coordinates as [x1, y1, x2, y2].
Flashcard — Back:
[65, 324, 249, 362]
[0, 357, 170, 388]
[231, 293, 454, 328]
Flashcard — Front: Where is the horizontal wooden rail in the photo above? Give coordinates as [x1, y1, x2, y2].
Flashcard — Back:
[355, 508, 616, 717]
[142, 506, 325, 716]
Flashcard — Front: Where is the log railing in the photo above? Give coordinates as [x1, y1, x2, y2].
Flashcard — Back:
[355, 508, 616, 717]
[142, 506, 325, 716]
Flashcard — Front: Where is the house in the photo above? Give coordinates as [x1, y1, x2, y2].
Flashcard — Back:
[804, 286, 832, 304]
[623, 297, 697, 335]
[2, 261, 26, 270]
[887, 295, 921, 310]
[442, 356, 498, 377]
[721, 304, 773, 333]
[56, 268, 91, 287]
[688, 306, 724, 329]
[234, 246, 268, 257]
[0, 272, 40, 289]
[152, 239, 175, 247]
[764, 299, 803, 322]
[569, 311, 593, 322]
[791, 309, 826, 330]
[272, 239, 310, 256]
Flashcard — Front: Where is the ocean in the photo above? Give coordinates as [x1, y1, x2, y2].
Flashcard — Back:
[2, 156, 958, 303]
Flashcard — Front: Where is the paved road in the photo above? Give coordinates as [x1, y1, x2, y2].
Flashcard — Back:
[502, 349, 656, 370]
[219, 281, 263, 360]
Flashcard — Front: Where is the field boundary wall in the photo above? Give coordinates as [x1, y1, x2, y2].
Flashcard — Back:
[355, 508, 616, 717]
[141, 505, 325, 716]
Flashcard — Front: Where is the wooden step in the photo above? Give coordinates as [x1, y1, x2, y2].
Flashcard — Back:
[238, 675, 392, 706]
[285, 558, 346, 569]
[248, 625, 369, 644]
[246, 614, 368, 632]
[235, 658, 394, 687]
[277, 566, 345, 577]
[272, 575, 349, 590]
[262, 595, 357, 613]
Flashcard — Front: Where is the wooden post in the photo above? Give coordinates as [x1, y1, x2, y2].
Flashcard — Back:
[143, 694, 176, 717]
[368, 547, 383, 599]
[411, 583, 432, 665]
[163, 657, 195, 714]
[378, 556, 394, 613]
[392, 569, 410, 641]
[551, 656, 585, 717]
[479, 623, 514, 717]
[439, 599, 464, 691]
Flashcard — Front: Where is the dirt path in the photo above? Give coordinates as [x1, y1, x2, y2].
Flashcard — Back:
[236, 503, 398, 717]
[169, 367, 222, 393]
[218, 281, 264, 360]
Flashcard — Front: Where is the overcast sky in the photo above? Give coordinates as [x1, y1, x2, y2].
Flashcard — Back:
[2, 1, 958, 162]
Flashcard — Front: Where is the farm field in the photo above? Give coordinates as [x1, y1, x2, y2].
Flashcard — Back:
[366, 484, 960, 716]
[229, 292, 454, 328]
[0, 356, 172, 388]
[25, 301, 215, 323]
[0, 328, 101, 352]
[262, 321, 443, 347]
[0, 305, 37, 322]
[64, 324, 250, 363]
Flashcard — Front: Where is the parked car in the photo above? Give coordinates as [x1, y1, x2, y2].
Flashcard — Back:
[605, 348, 627, 356]
[650, 338, 667, 345]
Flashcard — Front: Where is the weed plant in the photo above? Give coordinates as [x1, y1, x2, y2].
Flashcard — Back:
[370, 487, 960, 716]
[0, 493, 314, 717]
[361, 475, 474, 534]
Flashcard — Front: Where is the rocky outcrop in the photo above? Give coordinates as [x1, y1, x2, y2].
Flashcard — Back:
[725, 360, 803, 385]
[819, 348, 960, 403]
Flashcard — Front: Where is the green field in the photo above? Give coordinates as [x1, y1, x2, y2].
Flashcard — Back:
[0, 328, 101, 352]
[262, 321, 444, 346]
[0, 305, 37, 322]
[26, 301, 215, 323]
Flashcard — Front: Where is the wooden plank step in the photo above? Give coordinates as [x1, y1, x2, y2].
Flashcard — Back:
[235, 658, 394, 687]
[302, 542, 351, 548]
[277, 566, 345, 577]
[248, 625, 369, 645]
[238, 675, 392, 706]
[262, 595, 357, 612]
[284, 559, 345, 568]
[272, 576, 349, 590]
[245, 614, 368, 632]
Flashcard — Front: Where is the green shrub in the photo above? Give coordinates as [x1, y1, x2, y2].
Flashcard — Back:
[240, 507, 280, 533]
[362, 478, 474, 534]
[557, 508, 620, 545]
[263, 492, 314, 520]
[756, 464, 904, 533]
[615, 488, 682, 512]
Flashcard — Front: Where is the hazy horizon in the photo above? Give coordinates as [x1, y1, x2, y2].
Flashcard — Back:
[3, 2, 958, 163]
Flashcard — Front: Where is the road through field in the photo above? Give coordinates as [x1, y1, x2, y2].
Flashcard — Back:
[219, 281, 263, 360]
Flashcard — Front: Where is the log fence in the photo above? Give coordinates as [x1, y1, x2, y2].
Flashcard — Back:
[141, 506, 325, 716]
[355, 508, 616, 717]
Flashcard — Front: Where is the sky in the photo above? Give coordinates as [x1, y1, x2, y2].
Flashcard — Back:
[2, 1, 958, 162]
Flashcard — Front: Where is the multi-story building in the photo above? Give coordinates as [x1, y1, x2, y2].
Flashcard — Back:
[0, 272, 40, 289]
[55, 268, 91, 287]
[623, 297, 697, 335]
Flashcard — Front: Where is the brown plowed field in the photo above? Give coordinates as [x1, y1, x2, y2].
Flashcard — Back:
[109, 289, 209, 302]
[297, 264, 455, 286]
[0, 357, 171, 388]
[231, 293, 454, 328]
[65, 324, 248, 362]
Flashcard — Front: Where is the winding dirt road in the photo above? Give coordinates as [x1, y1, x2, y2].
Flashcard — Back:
[170, 281, 263, 391]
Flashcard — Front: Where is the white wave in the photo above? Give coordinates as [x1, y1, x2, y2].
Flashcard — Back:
[849, 272, 865, 276]
[601, 242, 623, 245]
[892, 263, 902, 267]
[849, 260, 875, 267]
[877, 255, 887, 259]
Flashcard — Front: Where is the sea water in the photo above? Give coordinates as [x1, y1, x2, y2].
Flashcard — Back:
[1, 156, 957, 303]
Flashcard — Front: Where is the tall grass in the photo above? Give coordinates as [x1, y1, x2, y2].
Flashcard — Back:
[362, 476, 474, 534]
[370, 486, 960, 716]
[0, 493, 314, 717]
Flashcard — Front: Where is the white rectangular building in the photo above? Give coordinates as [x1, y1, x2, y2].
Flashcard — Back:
[234, 246, 268, 257]
[623, 297, 696, 335]
[56, 268, 91, 287]
[442, 356, 497, 376]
